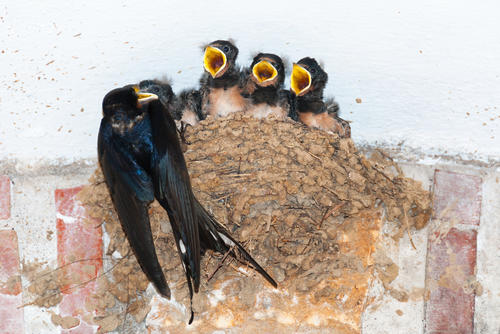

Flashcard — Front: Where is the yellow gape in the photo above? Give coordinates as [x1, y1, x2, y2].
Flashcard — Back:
[290, 63, 312, 96]
[252, 60, 278, 83]
[133, 86, 158, 106]
[204, 46, 227, 78]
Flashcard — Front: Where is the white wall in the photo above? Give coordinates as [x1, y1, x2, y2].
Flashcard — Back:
[1, 0, 499, 165]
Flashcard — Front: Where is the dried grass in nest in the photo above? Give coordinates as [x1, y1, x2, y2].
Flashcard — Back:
[71, 113, 431, 328]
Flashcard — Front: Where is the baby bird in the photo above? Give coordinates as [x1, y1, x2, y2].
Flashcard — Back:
[138, 79, 180, 119]
[200, 40, 249, 118]
[138, 79, 204, 127]
[290, 57, 350, 137]
[241, 53, 296, 120]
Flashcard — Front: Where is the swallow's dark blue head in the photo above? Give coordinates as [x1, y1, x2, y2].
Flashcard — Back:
[290, 57, 328, 96]
[250, 53, 285, 88]
[204, 40, 239, 78]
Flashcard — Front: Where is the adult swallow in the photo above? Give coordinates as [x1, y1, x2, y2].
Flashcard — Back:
[290, 57, 351, 137]
[241, 53, 296, 120]
[200, 40, 249, 118]
[98, 86, 173, 299]
[98, 85, 276, 322]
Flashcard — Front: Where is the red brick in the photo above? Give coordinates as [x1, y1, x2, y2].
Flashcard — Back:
[0, 176, 11, 220]
[426, 228, 477, 334]
[432, 170, 482, 226]
[55, 187, 103, 334]
[425, 170, 481, 334]
[0, 230, 24, 334]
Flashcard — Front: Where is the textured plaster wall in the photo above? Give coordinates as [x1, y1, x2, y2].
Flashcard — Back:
[1, 0, 499, 165]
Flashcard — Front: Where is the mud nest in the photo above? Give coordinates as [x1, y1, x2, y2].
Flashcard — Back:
[73, 113, 431, 331]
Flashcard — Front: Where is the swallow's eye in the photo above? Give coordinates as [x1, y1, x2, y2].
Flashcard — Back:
[223, 46, 229, 53]
[152, 87, 160, 93]
[310, 68, 317, 74]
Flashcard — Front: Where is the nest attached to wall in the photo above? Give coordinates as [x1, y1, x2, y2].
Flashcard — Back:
[71, 113, 431, 332]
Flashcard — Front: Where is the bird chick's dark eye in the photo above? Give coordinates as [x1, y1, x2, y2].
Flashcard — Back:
[152, 87, 160, 93]
[223, 46, 229, 53]
[310, 68, 317, 74]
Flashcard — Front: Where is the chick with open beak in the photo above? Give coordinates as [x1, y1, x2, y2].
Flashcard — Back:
[204, 45, 228, 79]
[199, 40, 249, 118]
[241, 53, 296, 120]
[252, 58, 279, 86]
[290, 57, 351, 138]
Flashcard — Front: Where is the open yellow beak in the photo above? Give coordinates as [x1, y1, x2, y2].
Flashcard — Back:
[252, 60, 278, 84]
[290, 63, 312, 96]
[133, 86, 158, 106]
[204, 46, 227, 78]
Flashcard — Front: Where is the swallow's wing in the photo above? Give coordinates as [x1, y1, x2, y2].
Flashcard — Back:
[98, 119, 170, 298]
[238, 66, 253, 97]
[325, 99, 351, 138]
[324, 98, 340, 116]
[148, 101, 201, 293]
[279, 89, 298, 121]
[175, 89, 204, 123]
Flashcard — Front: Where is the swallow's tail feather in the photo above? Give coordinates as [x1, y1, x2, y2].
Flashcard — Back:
[195, 199, 278, 288]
